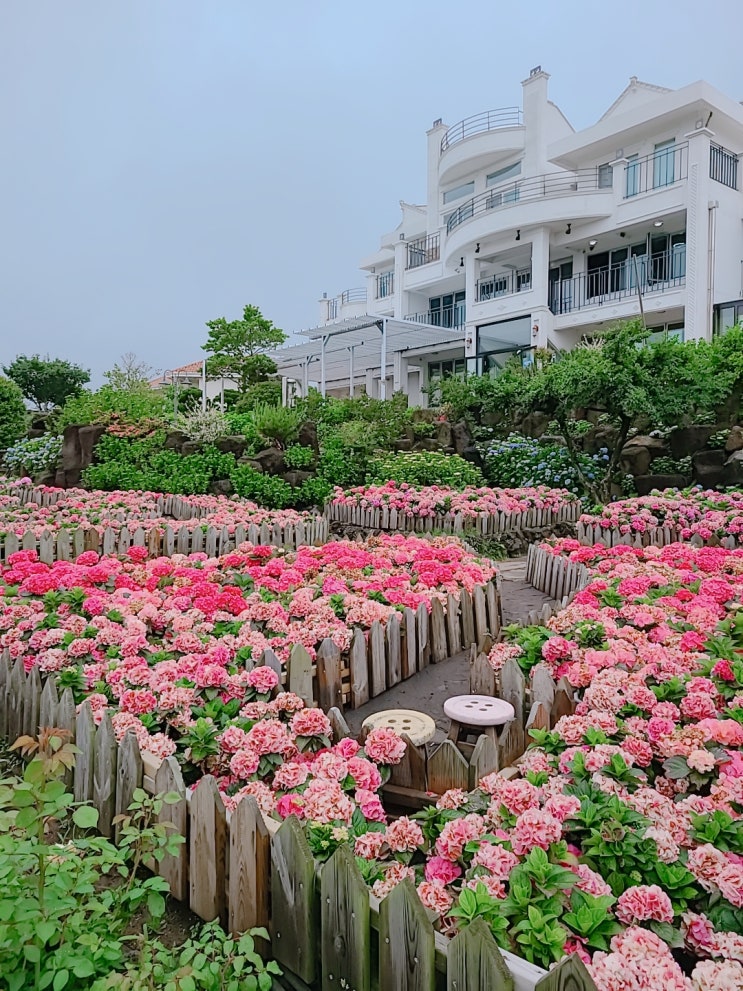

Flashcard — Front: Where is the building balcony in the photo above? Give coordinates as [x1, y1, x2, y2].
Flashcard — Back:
[439, 108, 525, 184]
[440, 108, 524, 153]
[549, 246, 686, 316]
[405, 302, 467, 330]
[326, 288, 367, 321]
[623, 142, 688, 198]
[446, 169, 608, 236]
[476, 268, 532, 301]
[406, 233, 440, 269]
[375, 272, 395, 299]
[710, 143, 739, 189]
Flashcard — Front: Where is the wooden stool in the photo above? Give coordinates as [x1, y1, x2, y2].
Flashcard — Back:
[444, 695, 514, 750]
[361, 709, 437, 747]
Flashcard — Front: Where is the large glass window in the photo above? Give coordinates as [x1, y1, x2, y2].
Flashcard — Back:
[653, 139, 676, 188]
[714, 300, 743, 336]
[598, 163, 613, 188]
[443, 181, 475, 204]
[486, 161, 521, 186]
[429, 292, 466, 329]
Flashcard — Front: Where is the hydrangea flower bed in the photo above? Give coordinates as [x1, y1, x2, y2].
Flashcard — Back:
[580, 487, 743, 544]
[0, 477, 312, 539]
[331, 481, 579, 520]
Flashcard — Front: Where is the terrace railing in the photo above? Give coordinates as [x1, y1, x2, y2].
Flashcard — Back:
[405, 232, 440, 269]
[440, 107, 524, 153]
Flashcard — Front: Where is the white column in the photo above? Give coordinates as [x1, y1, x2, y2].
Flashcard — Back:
[320, 336, 327, 396]
[684, 127, 715, 340]
[529, 228, 551, 308]
[348, 346, 355, 398]
[393, 241, 406, 319]
[302, 360, 308, 397]
[379, 319, 387, 400]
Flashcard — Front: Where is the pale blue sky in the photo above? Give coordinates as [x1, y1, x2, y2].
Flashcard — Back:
[1, 0, 740, 382]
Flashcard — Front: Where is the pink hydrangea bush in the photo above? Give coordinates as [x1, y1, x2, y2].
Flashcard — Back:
[330, 480, 577, 521]
[580, 487, 743, 544]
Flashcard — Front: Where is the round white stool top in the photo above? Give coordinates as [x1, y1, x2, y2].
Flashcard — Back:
[443, 695, 515, 727]
[361, 709, 437, 747]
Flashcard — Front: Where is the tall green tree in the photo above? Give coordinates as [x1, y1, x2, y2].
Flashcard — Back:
[202, 304, 286, 395]
[3, 355, 90, 411]
[0, 376, 27, 448]
[521, 320, 735, 503]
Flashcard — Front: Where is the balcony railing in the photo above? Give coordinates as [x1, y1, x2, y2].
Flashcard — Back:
[477, 268, 532, 301]
[623, 143, 688, 198]
[446, 169, 606, 233]
[440, 108, 523, 153]
[375, 272, 394, 299]
[406, 233, 440, 269]
[549, 247, 686, 315]
[340, 287, 367, 304]
[405, 303, 466, 330]
[710, 144, 739, 190]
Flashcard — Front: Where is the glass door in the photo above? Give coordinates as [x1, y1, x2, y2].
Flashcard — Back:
[653, 140, 676, 188]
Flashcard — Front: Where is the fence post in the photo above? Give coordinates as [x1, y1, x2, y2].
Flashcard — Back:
[229, 796, 270, 935]
[320, 844, 370, 991]
[446, 918, 513, 991]
[154, 755, 188, 903]
[189, 775, 227, 926]
[271, 816, 318, 985]
[378, 878, 435, 991]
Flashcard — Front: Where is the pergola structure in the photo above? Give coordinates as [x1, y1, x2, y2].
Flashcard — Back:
[269, 316, 465, 400]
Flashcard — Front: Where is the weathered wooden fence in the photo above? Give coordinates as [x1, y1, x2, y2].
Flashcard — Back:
[525, 543, 589, 603]
[326, 500, 581, 535]
[576, 520, 738, 550]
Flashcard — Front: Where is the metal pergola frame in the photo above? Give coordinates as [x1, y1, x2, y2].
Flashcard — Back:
[270, 316, 465, 399]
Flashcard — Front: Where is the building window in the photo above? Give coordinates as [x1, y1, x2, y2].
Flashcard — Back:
[486, 161, 521, 186]
[645, 322, 685, 344]
[443, 181, 475, 204]
[598, 163, 613, 188]
[653, 139, 676, 188]
[429, 291, 466, 329]
[714, 300, 743, 336]
[625, 154, 639, 197]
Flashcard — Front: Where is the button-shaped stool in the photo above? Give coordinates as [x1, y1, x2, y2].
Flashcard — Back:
[443, 694, 515, 749]
[361, 708, 437, 747]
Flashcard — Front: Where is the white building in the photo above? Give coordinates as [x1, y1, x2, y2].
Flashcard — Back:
[274, 69, 743, 405]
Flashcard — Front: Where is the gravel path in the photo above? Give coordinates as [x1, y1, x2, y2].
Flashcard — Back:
[345, 556, 554, 742]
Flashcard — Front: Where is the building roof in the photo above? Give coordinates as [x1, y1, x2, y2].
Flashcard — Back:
[149, 360, 204, 387]
[598, 76, 673, 122]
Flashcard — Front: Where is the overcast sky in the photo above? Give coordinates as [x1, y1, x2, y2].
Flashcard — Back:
[1, 0, 740, 384]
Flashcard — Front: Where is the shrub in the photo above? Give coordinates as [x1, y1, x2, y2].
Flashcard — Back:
[0, 731, 182, 990]
[366, 451, 484, 488]
[83, 433, 236, 494]
[57, 386, 169, 433]
[284, 444, 315, 469]
[3, 434, 62, 477]
[0, 376, 27, 449]
[229, 464, 294, 508]
[316, 437, 367, 488]
[250, 402, 300, 449]
[232, 379, 282, 411]
[481, 433, 606, 496]
[174, 404, 229, 445]
[651, 455, 692, 475]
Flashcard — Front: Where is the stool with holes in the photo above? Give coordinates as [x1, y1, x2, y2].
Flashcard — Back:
[443, 694, 515, 750]
[361, 708, 437, 747]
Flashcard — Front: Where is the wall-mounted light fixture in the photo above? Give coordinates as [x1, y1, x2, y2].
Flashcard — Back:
[653, 220, 664, 228]
[589, 239, 597, 251]
[565, 223, 571, 235]
[475, 242, 480, 254]
[515, 230, 521, 241]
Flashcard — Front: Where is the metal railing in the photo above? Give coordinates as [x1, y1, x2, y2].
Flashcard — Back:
[406, 233, 440, 269]
[340, 287, 367, 304]
[446, 169, 606, 233]
[549, 246, 686, 314]
[405, 303, 467, 330]
[477, 268, 532, 301]
[623, 142, 688, 198]
[440, 108, 524, 153]
[710, 144, 739, 189]
[375, 271, 394, 299]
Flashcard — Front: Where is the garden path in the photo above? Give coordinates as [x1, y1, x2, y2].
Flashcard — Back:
[345, 556, 554, 743]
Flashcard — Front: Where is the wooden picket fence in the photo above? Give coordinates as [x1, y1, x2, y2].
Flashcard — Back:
[525, 543, 589, 605]
[0, 485, 328, 563]
[576, 520, 739, 550]
[325, 500, 581, 535]
[0, 649, 593, 991]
